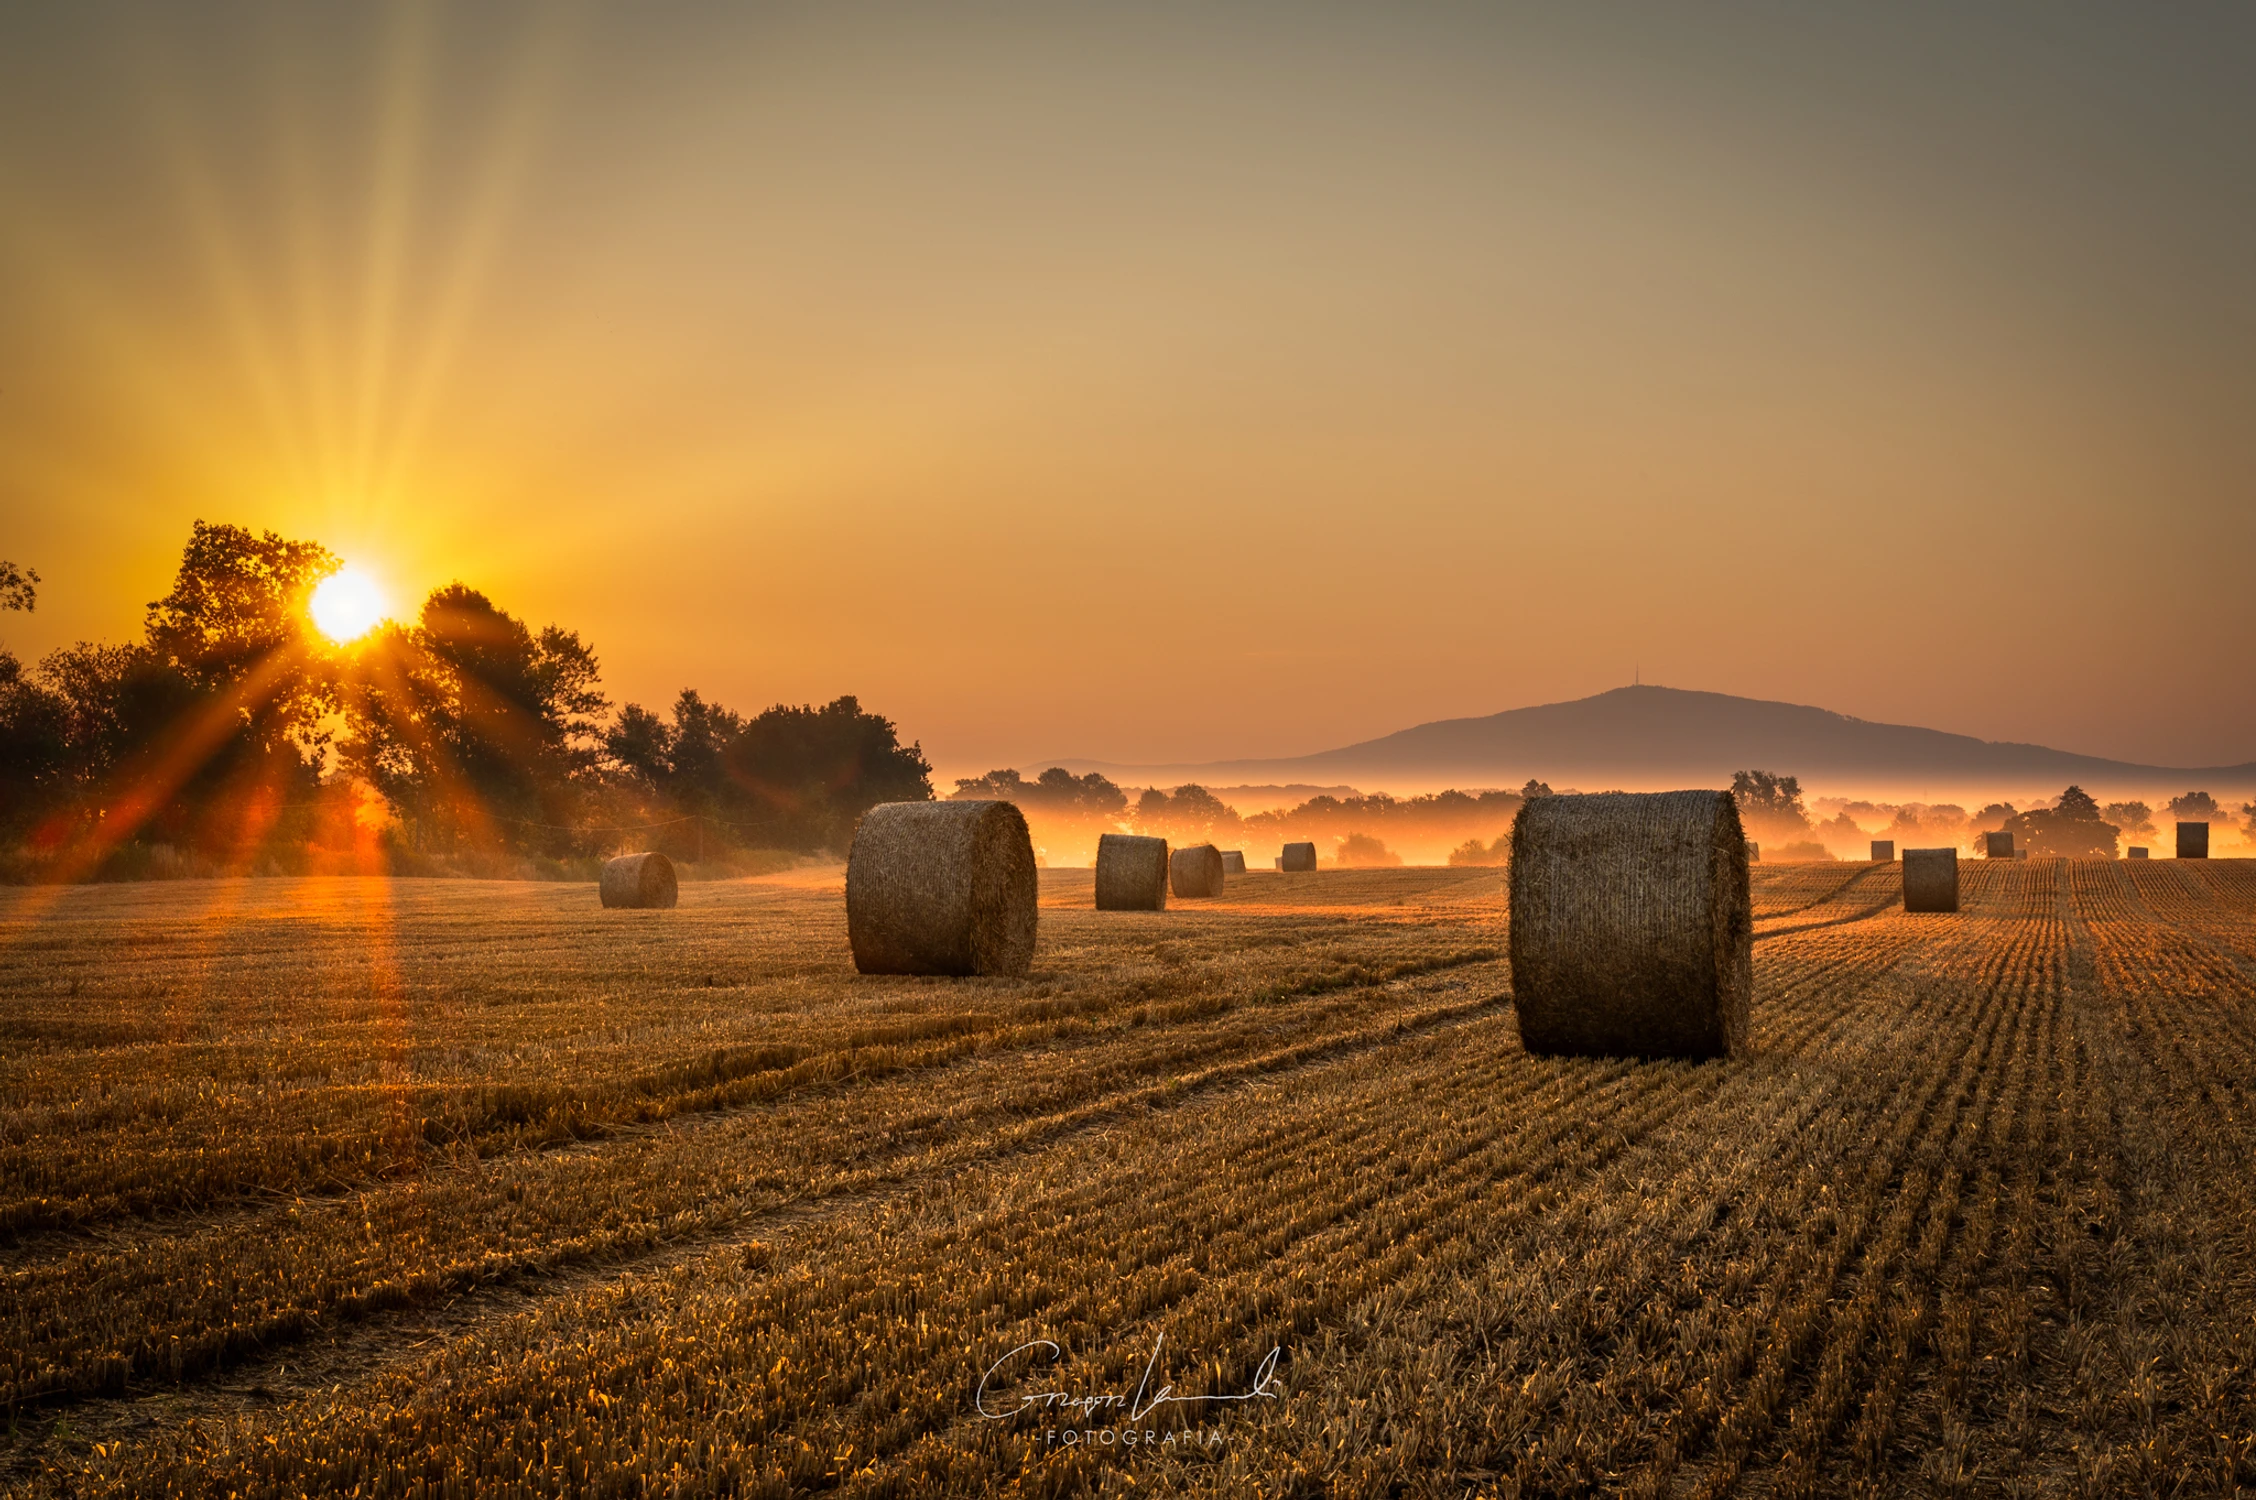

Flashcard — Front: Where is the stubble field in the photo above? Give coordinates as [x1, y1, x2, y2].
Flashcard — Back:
[2, 857, 2255, 1496]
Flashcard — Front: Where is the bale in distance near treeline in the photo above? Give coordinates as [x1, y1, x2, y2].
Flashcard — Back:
[1095, 833, 1169, 911]
[1279, 841, 1317, 872]
[1169, 843, 1225, 898]
[1871, 840, 1895, 862]
[1220, 850, 1247, 875]
[599, 851, 678, 909]
[2179, 822, 2210, 859]
[2129, 846, 2150, 860]
[1903, 848, 1959, 913]
[1507, 789, 1752, 1061]
[845, 801, 1037, 977]
[1747, 841, 1760, 862]
[1984, 831, 2014, 859]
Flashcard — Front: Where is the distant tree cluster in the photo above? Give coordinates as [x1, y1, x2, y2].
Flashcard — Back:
[0, 523, 931, 879]
[2001, 786, 2119, 859]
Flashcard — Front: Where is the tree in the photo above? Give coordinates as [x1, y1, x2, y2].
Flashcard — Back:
[1732, 769, 1812, 841]
[343, 585, 609, 849]
[1335, 832, 1401, 868]
[2166, 791, 2221, 823]
[0, 561, 35, 613]
[2001, 785, 2118, 859]
[1520, 779, 1552, 800]
[721, 695, 930, 850]
[2103, 801, 2156, 841]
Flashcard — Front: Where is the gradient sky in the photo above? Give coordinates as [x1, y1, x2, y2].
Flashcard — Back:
[3, 2, 2251, 783]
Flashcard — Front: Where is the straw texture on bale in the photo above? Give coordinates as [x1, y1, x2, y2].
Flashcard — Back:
[1169, 843, 1226, 899]
[1871, 840, 1895, 862]
[1902, 848, 1959, 913]
[1095, 834, 1170, 911]
[1984, 831, 2014, 859]
[599, 851, 678, 909]
[1279, 841, 1317, 872]
[1507, 790, 1752, 1061]
[2128, 847, 2149, 859]
[845, 801, 1037, 977]
[1221, 850, 1247, 875]
[2178, 822, 2210, 859]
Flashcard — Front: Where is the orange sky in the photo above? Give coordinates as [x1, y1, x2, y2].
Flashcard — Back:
[3, 4, 2251, 783]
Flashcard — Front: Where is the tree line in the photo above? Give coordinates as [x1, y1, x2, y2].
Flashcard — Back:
[0, 523, 931, 878]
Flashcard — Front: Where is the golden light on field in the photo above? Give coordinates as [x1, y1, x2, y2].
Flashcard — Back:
[309, 567, 389, 643]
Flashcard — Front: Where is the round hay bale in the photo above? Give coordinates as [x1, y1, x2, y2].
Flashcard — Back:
[2128, 846, 2149, 859]
[1746, 840, 1760, 862]
[1279, 841, 1317, 872]
[600, 851, 678, 909]
[1902, 848, 1959, 913]
[1870, 840, 1895, 862]
[2177, 821, 2210, 859]
[1983, 830, 2014, 859]
[1220, 850, 1247, 875]
[846, 801, 1036, 976]
[1169, 843, 1225, 898]
[1095, 833, 1169, 911]
[1507, 790, 1751, 1061]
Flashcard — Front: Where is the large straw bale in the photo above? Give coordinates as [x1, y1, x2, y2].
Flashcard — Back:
[1507, 790, 1752, 1060]
[1170, 843, 1226, 898]
[846, 801, 1037, 976]
[1870, 840, 1895, 862]
[600, 851, 678, 909]
[1220, 850, 1247, 875]
[1902, 848, 1959, 913]
[1095, 834, 1170, 911]
[1984, 831, 2014, 859]
[1279, 841, 1318, 872]
[2178, 822, 2210, 859]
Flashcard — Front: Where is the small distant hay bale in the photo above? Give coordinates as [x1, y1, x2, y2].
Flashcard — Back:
[845, 801, 1037, 976]
[2127, 846, 2149, 860]
[1984, 831, 2014, 859]
[2178, 822, 2209, 859]
[1746, 840, 1760, 862]
[1095, 833, 1170, 911]
[1870, 840, 1895, 862]
[600, 851, 678, 909]
[1902, 848, 1959, 913]
[1170, 843, 1225, 898]
[1221, 850, 1247, 875]
[1507, 790, 1752, 1061]
[1279, 841, 1318, 872]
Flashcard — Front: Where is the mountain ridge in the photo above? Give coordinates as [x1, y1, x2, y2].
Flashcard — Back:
[1034, 686, 2256, 797]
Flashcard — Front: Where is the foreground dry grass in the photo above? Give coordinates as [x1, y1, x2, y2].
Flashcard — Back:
[2, 859, 2253, 1496]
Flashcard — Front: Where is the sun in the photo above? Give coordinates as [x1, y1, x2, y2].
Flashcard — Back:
[309, 567, 390, 643]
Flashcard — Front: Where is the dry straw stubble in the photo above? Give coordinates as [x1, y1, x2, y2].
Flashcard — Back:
[1902, 847, 1959, 912]
[1507, 789, 1752, 1060]
[845, 800, 1037, 976]
[1095, 833, 1169, 911]
[1169, 843, 1225, 898]
[599, 852, 678, 909]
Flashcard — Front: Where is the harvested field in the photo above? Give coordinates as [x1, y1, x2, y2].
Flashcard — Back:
[4, 860, 2256, 1496]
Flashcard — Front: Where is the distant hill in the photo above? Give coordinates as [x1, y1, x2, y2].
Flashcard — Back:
[1047, 686, 2256, 799]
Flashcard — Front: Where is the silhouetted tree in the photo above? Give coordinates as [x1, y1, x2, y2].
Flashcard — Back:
[2002, 785, 2119, 859]
[1335, 832, 1400, 868]
[0, 561, 35, 613]
[2167, 791, 2221, 823]
[2104, 801, 2156, 841]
